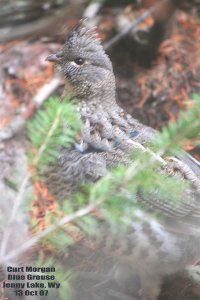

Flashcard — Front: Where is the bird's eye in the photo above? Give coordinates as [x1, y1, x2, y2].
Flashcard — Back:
[74, 57, 85, 65]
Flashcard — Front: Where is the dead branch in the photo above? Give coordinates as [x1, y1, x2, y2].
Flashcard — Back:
[104, 6, 155, 50]
[104, 0, 179, 50]
[0, 77, 62, 143]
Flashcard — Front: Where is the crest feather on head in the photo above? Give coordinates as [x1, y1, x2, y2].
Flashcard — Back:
[66, 19, 102, 50]
[68, 19, 99, 39]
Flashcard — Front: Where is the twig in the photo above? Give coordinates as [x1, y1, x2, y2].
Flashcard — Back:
[0, 176, 30, 258]
[33, 76, 62, 108]
[83, 0, 105, 19]
[0, 203, 96, 264]
[129, 140, 166, 165]
[0, 77, 62, 143]
[104, 6, 155, 50]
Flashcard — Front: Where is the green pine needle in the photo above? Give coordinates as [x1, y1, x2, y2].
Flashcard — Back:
[152, 94, 200, 154]
[27, 97, 81, 171]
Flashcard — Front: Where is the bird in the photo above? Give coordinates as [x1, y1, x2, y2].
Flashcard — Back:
[45, 20, 200, 199]
[45, 21, 200, 300]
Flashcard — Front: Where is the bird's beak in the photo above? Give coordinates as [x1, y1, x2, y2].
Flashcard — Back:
[45, 53, 60, 62]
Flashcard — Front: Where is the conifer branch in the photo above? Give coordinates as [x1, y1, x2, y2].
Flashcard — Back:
[0, 203, 96, 264]
[1, 94, 200, 300]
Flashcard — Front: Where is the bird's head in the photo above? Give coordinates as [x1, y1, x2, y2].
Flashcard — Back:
[46, 21, 115, 100]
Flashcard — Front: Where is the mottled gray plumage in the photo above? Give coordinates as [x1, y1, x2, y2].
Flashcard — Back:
[45, 21, 200, 300]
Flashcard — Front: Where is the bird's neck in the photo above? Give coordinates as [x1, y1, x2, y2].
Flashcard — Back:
[62, 72, 118, 113]
[82, 89, 117, 112]
[78, 73, 118, 113]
